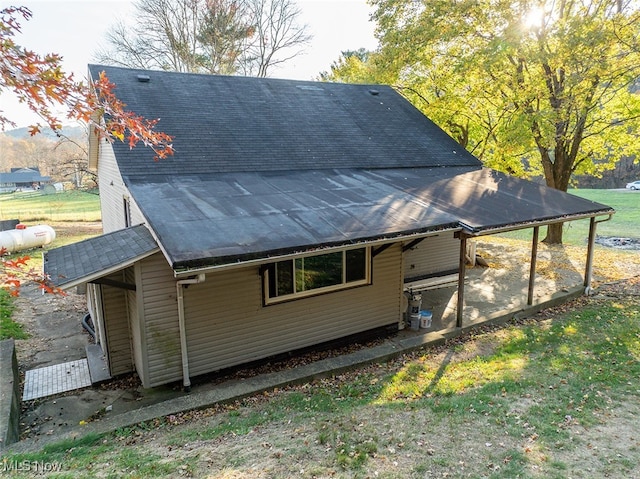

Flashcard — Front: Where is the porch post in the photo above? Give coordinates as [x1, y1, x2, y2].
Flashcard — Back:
[457, 234, 467, 328]
[584, 217, 597, 294]
[527, 226, 540, 305]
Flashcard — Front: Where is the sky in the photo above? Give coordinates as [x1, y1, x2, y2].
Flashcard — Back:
[1, 0, 378, 129]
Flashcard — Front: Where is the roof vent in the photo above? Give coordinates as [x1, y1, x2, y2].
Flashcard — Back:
[137, 74, 150, 82]
[296, 85, 324, 91]
[369, 89, 380, 96]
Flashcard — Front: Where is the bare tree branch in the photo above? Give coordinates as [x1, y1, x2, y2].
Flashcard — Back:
[95, 0, 310, 77]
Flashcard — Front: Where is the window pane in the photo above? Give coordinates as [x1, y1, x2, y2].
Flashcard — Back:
[268, 265, 277, 297]
[297, 252, 342, 291]
[275, 260, 293, 296]
[346, 248, 366, 282]
[295, 258, 305, 292]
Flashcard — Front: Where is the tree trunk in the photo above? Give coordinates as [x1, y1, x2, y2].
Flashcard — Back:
[543, 223, 564, 244]
[540, 146, 573, 244]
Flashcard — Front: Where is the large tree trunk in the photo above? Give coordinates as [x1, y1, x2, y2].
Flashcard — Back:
[544, 223, 564, 244]
[540, 146, 573, 244]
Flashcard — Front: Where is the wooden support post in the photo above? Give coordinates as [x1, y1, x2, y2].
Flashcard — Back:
[527, 226, 539, 306]
[456, 234, 467, 328]
[584, 217, 597, 294]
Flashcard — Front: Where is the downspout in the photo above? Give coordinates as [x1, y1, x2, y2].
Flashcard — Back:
[176, 273, 206, 391]
[584, 214, 613, 295]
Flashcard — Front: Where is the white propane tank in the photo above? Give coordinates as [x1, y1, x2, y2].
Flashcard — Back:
[0, 224, 56, 253]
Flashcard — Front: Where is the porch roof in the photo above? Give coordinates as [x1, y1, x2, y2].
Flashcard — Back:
[126, 166, 612, 274]
[43, 166, 613, 287]
[44, 224, 159, 289]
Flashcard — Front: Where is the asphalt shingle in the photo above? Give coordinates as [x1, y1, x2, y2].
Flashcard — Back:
[88, 65, 482, 177]
[44, 224, 158, 288]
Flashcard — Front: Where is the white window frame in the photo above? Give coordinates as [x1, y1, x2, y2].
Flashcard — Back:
[263, 247, 371, 305]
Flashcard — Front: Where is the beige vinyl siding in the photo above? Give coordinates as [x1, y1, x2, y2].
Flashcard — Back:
[100, 271, 133, 376]
[404, 233, 459, 281]
[138, 253, 182, 387]
[129, 263, 146, 385]
[97, 143, 145, 233]
[182, 244, 402, 378]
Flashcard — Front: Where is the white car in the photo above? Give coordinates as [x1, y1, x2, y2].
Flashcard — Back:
[626, 180, 640, 190]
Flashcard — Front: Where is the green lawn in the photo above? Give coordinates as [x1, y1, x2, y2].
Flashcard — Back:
[499, 188, 640, 245]
[3, 291, 639, 478]
[0, 288, 28, 340]
[0, 190, 101, 222]
[570, 189, 640, 237]
[0, 190, 102, 339]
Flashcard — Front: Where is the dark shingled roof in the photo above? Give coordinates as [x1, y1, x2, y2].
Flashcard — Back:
[74, 66, 613, 274]
[0, 168, 50, 184]
[88, 65, 483, 176]
[44, 225, 158, 288]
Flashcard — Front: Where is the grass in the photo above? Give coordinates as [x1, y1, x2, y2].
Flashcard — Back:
[0, 288, 28, 340]
[0, 190, 101, 222]
[3, 291, 638, 477]
[0, 190, 103, 279]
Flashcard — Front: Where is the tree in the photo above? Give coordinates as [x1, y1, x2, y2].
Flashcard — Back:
[1, 6, 174, 294]
[95, 0, 310, 77]
[238, 0, 312, 77]
[52, 133, 98, 189]
[0, 130, 96, 190]
[96, 0, 208, 73]
[198, 0, 255, 75]
[1, 6, 174, 158]
[319, 48, 378, 83]
[347, 0, 640, 243]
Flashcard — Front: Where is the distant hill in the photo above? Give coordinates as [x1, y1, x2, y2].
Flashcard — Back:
[1, 125, 86, 141]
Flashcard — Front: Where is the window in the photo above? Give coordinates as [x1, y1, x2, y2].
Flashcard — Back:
[123, 197, 132, 227]
[264, 247, 371, 304]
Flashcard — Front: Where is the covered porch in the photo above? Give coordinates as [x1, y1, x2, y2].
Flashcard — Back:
[404, 227, 609, 334]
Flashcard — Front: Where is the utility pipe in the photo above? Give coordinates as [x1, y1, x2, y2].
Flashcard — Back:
[176, 273, 206, 391]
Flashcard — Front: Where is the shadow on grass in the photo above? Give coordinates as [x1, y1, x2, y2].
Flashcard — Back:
[370, 296, 640, 475]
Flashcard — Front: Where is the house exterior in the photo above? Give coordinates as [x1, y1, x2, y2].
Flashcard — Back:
[43, 66, 614, 389]
[0, 168, 51, 193]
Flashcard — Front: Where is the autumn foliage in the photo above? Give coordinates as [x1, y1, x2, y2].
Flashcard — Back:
[1, 6, 174, 295]
[0, 248, 64, 296]
[0, 6, 174, 159]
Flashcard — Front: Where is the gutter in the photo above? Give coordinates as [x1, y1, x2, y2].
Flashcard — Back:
[176, 273, 206, 391]
[172, 226, 463, 278]
[459, 209, 615, 237]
